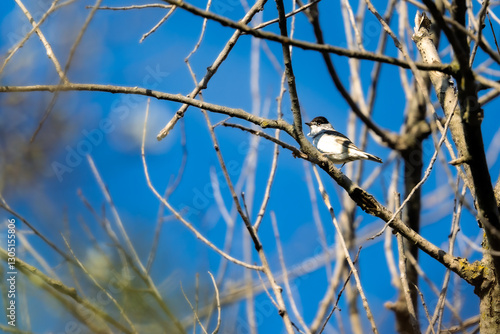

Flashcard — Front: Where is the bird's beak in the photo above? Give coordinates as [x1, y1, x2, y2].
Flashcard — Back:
[305, 122, 312, 136]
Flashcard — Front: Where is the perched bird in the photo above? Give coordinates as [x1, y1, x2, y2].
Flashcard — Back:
[305, 116, 383, 165]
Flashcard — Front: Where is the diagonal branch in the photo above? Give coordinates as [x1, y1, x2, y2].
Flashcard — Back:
[0, 248, 133, 333]
[221, 122, 305, 158]
[12, 0, 67, 81]
[161, 0, 454, 74]
[156, 0, 269, 140]
[252, 0, 320, 31]
[275, 0, 302, 136]
[141, 102, 263, 272]
[30, 0, 103, 142]
[0, 82, 476, 285]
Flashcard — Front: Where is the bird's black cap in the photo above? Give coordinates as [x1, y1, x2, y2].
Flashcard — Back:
[305, 116, 329, 126]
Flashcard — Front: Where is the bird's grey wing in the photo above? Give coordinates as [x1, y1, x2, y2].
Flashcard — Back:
[324, 130, 360, 151]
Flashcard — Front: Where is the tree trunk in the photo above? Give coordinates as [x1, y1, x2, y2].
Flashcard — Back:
[477, 239, 500, 333]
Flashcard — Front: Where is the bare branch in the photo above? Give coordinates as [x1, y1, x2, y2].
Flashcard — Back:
[0, 83, 295, 134]
[271, 211, 310, 333]
[312, 166, 379, 334]
[0, 199, 72, 262]
[161, 0, 454, 75]
[0, 248, 132, 333]
[1, 81, 474, 283]
[208, 272, 221, 334]
[469, 0, 490, 66]
[181, 282, 208, 334]
[30, 0, 103, 142]
[93, 4, 172, 10]
[62, 236, 137, 333]
[414, 10, 500, 281]
[252, 0, 320, 31]
[140, 5, 177, 43]
[1, 0, 78, 76]
[370, 109, 455, 239]
[221, 122, 304, 158]
[413, 283, 435, 334]
[156, 0, 269, 140]
[12, 0, 67, 81]
[397, 230, 420, 333]
[141, 99, 262, 272]
[318, 249, 360, 334]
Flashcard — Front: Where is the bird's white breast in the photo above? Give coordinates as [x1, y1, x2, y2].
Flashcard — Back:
[313, 132, 364, 163]
[313, 133, 345, 155]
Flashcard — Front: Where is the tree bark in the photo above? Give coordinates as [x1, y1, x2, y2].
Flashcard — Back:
[413, 10, 500, 332]
[477, 237, 500, 334]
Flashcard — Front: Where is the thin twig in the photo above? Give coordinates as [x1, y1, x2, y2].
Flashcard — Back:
[369, 108, 455, 239]
[406, 252, 463, 325]
[93, 4, 172, 10]
[12, 0, 67, 81]
[426, 180, 466, 334]
[304, 162, 332, 278]
[146, 117, 188, 273]
[208, 272, 221, 334]
[384, 163, 401, 289]
[160, 0, 454, 75]
[1, 0, 77, 76]
[253, 132, 280, 230]
[469, 0, 490, 66]
[62, 236, 138, 333]
[140, 5, 177, 43]
[444, 315, 480, 333]
[413, 283, 435, 334]
[318, 248, 361, 334]
[312, 166, 379, 334]
[194, 273, 199, 334]
[271, 211, 310, 334]
[181, 282, 208, 334]
[256, 270, 279, 309]
[486, 12, 500, 56]
[251, 0, 321, 31]
[76, 191, 132, 274]
[141, 99, 262, 271]
[222, 122, 304, 158]
[309, 241, 345, 333]
[199, 108, 294, 332]
[0, 248, 132, 333]
[156, 0, 269, 140]
[0, 200, 72, 262]
[88, 154, 186, 332]
[185, 0, 212, 60]
[30, 0, 103, 142]
[341, 0, 365, 50]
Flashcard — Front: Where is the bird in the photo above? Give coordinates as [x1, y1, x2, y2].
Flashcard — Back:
[305, 116, 383, 166]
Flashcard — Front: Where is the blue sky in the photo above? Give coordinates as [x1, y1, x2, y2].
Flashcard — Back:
[1, 0, 499, 333]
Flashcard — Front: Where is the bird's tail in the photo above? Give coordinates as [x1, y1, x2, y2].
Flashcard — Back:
[365, 153, 383, 163]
